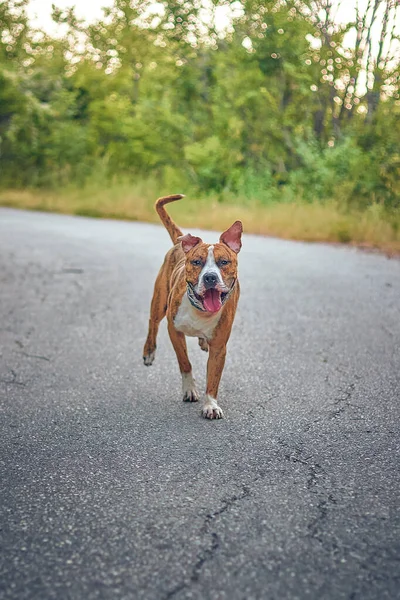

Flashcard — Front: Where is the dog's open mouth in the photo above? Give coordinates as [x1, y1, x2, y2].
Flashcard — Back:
[203, 288, 223, 313]
[188, 284, 230, 313]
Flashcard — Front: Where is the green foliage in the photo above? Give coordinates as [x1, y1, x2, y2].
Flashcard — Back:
[0, 0, 399, 214]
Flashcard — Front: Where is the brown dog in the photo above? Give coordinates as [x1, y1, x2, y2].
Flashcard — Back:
[143, 195, 242, 419]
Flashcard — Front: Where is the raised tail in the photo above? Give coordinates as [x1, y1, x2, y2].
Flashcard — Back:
[155, 194, 185, 244]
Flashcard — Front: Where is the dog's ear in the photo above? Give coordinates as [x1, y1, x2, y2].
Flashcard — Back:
[178, 233, 203, 253]
[219, 221, 243, 253]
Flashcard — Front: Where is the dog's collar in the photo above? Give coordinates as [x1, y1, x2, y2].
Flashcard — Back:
[187, 282, 206, 311]
[221, 279, 237, 305]
[186, 279, 237, 312]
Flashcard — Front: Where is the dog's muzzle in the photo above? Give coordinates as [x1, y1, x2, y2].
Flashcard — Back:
[203, 272, 218, 290]
[187, 280, 236, 313]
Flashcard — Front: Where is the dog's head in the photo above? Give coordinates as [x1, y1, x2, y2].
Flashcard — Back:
[178, 221, 242, 313]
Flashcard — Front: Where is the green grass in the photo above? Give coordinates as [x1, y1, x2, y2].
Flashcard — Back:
[0, 181, 399, 255]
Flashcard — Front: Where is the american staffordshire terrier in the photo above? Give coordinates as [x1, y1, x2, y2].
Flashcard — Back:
[143, 195, 242, 419]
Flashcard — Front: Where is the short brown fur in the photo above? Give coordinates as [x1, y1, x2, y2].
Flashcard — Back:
[143, 195, 242, 419]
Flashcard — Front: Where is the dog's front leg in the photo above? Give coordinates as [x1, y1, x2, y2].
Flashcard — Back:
[167, 320, 199, 403]
[203, 343, 227, 419]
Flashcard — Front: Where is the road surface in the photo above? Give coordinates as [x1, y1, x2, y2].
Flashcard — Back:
[1, 208, 399, 600]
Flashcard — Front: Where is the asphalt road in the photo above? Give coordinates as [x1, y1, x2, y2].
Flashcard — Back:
[1, 208, 399, 600]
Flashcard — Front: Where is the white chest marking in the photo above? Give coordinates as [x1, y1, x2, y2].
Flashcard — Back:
[174, 294, 221, 340]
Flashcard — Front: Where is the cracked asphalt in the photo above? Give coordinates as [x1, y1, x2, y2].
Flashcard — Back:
[1, 208, 400, 600]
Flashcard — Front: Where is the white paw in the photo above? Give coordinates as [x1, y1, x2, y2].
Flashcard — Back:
[182, 372, 199, 403]
[202, 396, 224, 420]
[143, 350, 155, 366]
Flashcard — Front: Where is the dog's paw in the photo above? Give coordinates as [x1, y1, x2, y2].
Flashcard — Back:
[143, 350, 155, 366]
[202, 405, 224, 419]
[202, 396, 224, 420]
[183, 389, 200, 402]
[182, 372, 199, 402]
[198, 337, 209, 353]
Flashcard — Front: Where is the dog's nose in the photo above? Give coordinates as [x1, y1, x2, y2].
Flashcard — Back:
[204, 272, 218, 289]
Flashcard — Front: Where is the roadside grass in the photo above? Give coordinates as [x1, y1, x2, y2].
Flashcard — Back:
[0, 182, 399, 255]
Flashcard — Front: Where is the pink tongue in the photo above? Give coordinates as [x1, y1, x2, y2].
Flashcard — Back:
[203, 289, 222, 313]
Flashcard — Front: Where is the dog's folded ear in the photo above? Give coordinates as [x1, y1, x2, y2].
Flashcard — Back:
[178, 233, 203, 253]
[219, 221, 243, 253]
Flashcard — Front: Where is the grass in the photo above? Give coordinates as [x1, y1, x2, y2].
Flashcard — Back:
[0, 182, 399, 255]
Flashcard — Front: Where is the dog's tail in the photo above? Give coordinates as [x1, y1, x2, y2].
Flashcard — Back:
[155, 194, 185, 244]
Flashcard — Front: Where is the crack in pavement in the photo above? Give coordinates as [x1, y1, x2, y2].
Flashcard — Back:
[165, 375, 364, 599]
[189, 532, 220, 584]
[277, 438, 338, 549]
[0, 369, 26, 387]
[163, 485, 251, 599]
[276, 377, 366, 553]
[307, 493, 338, 544]
[20, 351, 50, 362]
[200, 485, 251, 534]
[292, 376, 363, 433]
[328, 377, 361, 420]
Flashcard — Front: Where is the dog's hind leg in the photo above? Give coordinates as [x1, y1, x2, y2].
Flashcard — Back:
[198, 337, 209, 352]
[167, 320, 199, 402]
[143, 268, 168, 366]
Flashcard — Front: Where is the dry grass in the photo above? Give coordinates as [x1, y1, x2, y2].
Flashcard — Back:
[1, 185, 399, 255]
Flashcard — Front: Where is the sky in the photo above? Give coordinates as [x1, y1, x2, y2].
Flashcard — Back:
[27, 0, 361, 33]
[26, 0, 399, 74]
[27, 0, 111, 32]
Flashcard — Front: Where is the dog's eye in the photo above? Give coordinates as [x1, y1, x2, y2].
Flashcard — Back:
[191, 259, 202, 267]
[219, 260, 230, 267]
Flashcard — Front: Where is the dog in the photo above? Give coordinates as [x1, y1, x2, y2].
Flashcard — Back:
[143, 194, 242, 419]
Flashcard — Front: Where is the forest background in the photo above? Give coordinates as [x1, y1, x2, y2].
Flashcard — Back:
[1, 0, 400, 252]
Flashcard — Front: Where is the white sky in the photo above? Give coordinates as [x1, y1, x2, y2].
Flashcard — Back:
[27, 0, 360, 33]
[27, 0, 111, 31]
